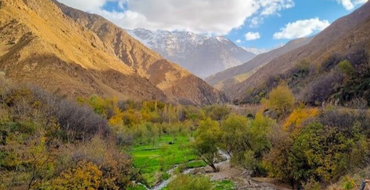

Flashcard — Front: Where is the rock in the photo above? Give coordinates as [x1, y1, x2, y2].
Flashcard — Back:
[359, 180, 370, 190]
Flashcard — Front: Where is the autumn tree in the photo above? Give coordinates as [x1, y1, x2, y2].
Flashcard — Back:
[283, 107, 319, 135]
[263, 84, 295, 117]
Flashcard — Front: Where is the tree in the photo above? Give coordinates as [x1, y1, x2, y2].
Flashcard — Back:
[264, 84, 295, 117]
[205, 105, 230, 121]
[220, 114, 251, 166]
[192, 118, 222, 172]
[221, 113, 273, 175]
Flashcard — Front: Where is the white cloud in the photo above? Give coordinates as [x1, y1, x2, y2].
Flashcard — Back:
[245, 32, 261, 41]
[333, 0, 368, 10]
[249, 17, 263, 28]
[273, 18, 330, 40]
[259, 0, 295, 16]
[57, 0, 295, 35]
[236, 39, 242, 43]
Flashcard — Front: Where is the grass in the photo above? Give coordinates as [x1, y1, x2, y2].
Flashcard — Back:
[186, 160, 207, 169]
[162, 179, 236, 190]
[213, 180, 236, 190]
[131, 134, 201, 187]
[127, 184, 148, 190]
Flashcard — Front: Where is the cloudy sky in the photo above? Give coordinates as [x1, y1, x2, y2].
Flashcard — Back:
[57, 0, 368, 49]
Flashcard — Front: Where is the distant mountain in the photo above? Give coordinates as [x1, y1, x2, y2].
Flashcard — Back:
[205, 37, 313, 91]
[0, 0, 227, 105]
[242, 47, 270, 55]
[127, 29, 256, 78]
[232, 1, 370, 102]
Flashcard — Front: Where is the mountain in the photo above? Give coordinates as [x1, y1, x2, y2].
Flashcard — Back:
[233, 1, 370, 102]
[205, 37, 313, 91]
[0, 0, 226, 105]
[242, 47, 270, 55]
[127, 29, 256, 78]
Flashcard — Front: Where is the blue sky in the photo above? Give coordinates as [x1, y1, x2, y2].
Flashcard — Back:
[58, 0, 368, 50]
[227, 1, 365, 49]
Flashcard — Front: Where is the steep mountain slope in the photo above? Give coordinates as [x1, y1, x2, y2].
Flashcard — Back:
[205, 37, 313, 91]
[127, 29, 255, 78]
[0, 0, 166, 101]
[232, 1, 370, 101]
[56, 1, 227, 105]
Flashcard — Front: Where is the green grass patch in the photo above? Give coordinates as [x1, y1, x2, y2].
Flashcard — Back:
[127, 184, 148, 190]
[213, 180, 236, 190]
[186, 160, 207, 169]
[131, 134, 199, 187]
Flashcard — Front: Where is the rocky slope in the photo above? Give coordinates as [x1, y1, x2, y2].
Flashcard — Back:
[231, 1, 370, 101]
[0, 0, 226, 105]
[205, 37, 313, 91]
[127, 29, 255, 78]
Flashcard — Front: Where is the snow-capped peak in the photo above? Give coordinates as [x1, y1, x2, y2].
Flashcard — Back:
[126, 28, 256, 78]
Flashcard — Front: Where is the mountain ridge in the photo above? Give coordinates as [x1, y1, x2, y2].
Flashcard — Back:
[205, 37, 313, 92]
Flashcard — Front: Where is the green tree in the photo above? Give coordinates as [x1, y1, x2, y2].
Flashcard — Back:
[220, 114, 251, 166]
[193, 118, 222, 172]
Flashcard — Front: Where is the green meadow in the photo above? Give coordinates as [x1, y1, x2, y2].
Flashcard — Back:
[130, 134, 205, 187]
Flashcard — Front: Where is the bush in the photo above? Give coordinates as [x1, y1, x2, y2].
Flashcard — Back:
[318, 108, 370, 136]
[54, 100, 110, 141]
[303, 71, 344, 106]
[338, 60, 355, 75]
[321, 54, 343, 72]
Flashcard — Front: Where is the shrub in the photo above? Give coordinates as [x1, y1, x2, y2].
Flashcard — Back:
[338, 60, 355, 75]
[51, 160, 103, 189]
[303, 71, 344, 105]
[54, 99, 110, 141]
[318, 108, 370, 136]
[321, 54, 343, 72]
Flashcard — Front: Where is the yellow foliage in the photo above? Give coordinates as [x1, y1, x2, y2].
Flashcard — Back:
[264, 84, 295, 116]
[109, 113, 124, 126]
[52, 160, 102, 190]
[283, 108, 319, 134]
